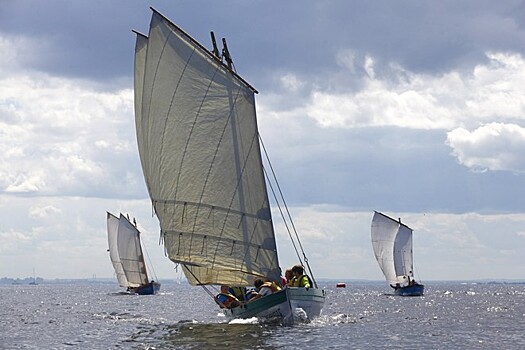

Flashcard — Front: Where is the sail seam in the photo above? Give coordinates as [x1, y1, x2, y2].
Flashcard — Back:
[164, 230, 273, 250]
[161, 50, 195, 204]
[151, 199, 269, 221]
[188, 65, 225, 261]
[210, 87, 268, 275]
[239, 131, 275, 276]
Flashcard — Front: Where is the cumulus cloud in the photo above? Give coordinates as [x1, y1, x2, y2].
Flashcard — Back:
[2, 4, 525, 281]
[0, 35, 142, 197]
[29, 205, 62, 219]
[0, 73, 136, 195]
[447, 123, 525, 173]
[280, 73, 305, 92]
[259, 50, 525, 176]
[266, 51, 525, 131]
[0, 34, 51, 75]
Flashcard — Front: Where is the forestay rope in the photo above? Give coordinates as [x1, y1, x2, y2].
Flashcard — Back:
[259, 136, 318, 288]
[182, 263, 226, 307]
[132, 215, 159, 282]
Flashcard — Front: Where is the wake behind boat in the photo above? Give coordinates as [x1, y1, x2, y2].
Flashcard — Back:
[371, 211, 424, 296]
[132, 8, 325, 323]
[106, 212, 160, 295]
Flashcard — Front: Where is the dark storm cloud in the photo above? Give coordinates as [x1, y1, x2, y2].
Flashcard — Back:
[2, 1, 524, 90]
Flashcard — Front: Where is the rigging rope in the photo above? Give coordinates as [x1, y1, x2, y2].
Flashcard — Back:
[262, 166, 303, 265]
[259, 135, 318, 288]
[139, 229, 159, 282]
[182, 264, 223, 307]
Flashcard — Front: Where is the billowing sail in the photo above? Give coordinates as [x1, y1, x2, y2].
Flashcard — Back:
[371, 211, 414, 286]
[117, 214, 149, 286]
[133, 32, 151, 198]
[134, 9, 280, 286]
[394, 223, 413, 279]
[107, 213, 149, 287]
[107, 212, 129, 287]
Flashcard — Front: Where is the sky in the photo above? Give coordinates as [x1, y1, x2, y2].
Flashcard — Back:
[1, 0, 525, 282]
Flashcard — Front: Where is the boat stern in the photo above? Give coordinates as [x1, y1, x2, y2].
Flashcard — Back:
[395, 283, 424, 296]
[287, 287, 326, 320]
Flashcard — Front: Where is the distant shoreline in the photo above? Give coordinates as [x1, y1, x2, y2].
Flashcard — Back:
[2, 277, 524, 285]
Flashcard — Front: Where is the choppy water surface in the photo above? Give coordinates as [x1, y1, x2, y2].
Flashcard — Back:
[1, 281, 524, 349]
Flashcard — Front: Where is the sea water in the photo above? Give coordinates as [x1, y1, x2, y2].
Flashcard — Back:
[1, 281, 524, 349]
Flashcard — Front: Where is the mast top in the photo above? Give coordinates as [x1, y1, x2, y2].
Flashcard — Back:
[149, 7, 258, 94]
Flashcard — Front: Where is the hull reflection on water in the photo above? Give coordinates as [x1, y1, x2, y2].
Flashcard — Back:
[134, 321, 277, 350]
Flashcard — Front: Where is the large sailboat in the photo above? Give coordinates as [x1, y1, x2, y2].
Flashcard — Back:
[106, 212, 160, 295]
[133, 8, 325, 323]
[371, 211, 424, 296]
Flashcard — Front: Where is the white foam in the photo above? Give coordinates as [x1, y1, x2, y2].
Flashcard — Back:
[228, 317, 259, 324]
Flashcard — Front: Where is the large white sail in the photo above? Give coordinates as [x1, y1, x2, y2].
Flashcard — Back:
[107, 212, 129, 287]
[134, 10, 280, 286]
[133, 32, 152, 198]
[394, 223, 413, 279]
[371, 211, 414, 286]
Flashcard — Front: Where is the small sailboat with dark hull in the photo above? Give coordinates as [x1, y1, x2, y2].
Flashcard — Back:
[132, 8, 325, 323]
[371, 211, 424, 296]
[106, 212, 160, 295]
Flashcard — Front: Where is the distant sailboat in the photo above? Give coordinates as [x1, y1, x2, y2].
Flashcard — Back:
[132, 8, 325, 323]
[106, 212, 160, 295]
[29, 268, 38, 285]
[371, 211, 424, 296]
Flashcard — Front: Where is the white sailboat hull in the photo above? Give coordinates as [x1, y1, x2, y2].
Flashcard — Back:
[223, 287, 325, 324]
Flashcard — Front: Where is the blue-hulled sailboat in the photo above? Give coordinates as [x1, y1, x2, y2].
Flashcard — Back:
[371, 211, 424, 296]
[106, 212, 160, 295]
